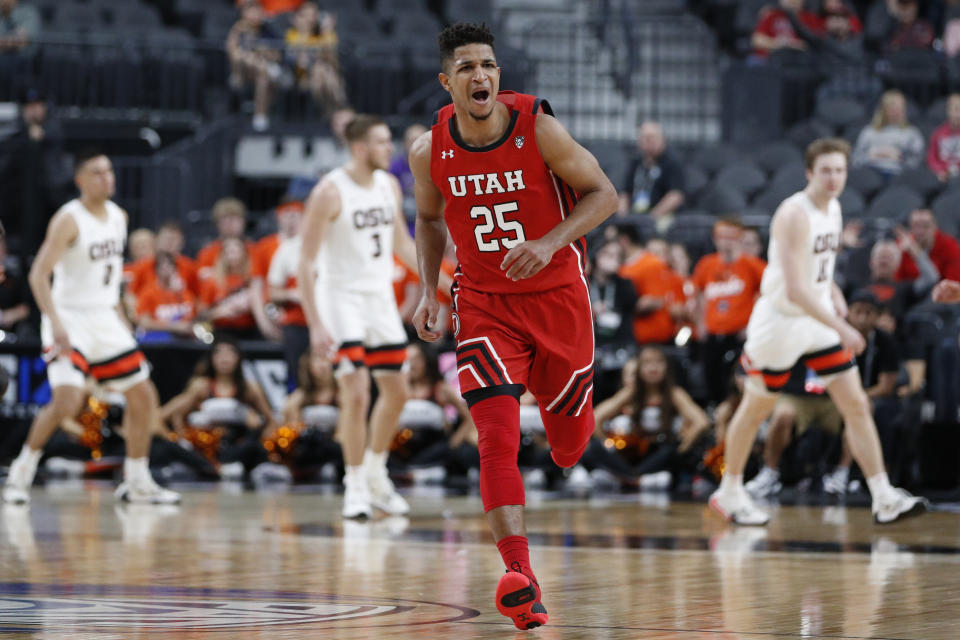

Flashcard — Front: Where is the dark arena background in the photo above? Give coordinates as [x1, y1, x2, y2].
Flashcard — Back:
[1, 0, 960, 638]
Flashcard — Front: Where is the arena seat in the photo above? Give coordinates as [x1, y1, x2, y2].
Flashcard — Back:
[867, 184, 924, 220]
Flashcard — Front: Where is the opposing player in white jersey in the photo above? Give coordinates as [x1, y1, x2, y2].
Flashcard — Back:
[708, 138, 925, 526]
[2, 150, 180, 505]
[298, 114, 419, 519]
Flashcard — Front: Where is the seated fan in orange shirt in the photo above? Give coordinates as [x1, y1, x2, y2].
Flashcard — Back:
[135, 252, 197, 342]
[198, 237, 258, 340]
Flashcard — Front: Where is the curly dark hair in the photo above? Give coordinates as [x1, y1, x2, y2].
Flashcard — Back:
[438, 22, 495, 70]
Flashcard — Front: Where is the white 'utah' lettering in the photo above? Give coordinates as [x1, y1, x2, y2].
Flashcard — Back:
[447, 170, 526, 197]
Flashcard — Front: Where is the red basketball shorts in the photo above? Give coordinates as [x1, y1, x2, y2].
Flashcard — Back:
[452, 282, 595, 416]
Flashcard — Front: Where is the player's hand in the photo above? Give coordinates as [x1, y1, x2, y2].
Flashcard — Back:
[309, 323, 336, 359]
[500, 239, 557, 281]
[933, 279, 960, 303]
[413, 295, 442, 342]
[837, 322, 866, 356]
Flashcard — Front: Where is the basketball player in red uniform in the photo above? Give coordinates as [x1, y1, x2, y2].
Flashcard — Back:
[409, 23, 618, 630]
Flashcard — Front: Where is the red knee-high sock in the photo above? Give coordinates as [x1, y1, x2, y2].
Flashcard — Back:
[471, 394, 524, 512]
[497, 535, 537, 584]
[541, 403, 595, 468]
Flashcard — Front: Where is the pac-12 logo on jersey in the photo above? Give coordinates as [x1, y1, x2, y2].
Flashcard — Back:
[514, 136, 525, 149]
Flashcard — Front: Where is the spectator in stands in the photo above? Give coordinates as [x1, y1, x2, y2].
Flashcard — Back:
[590, 346, 711, 485]
[751, 0, 821, 58]
[122, 228, 156, 318]
[741, 226, 764, 259]
[896, 208, 960, 282]
[927, 93, 960, 181]
[285, 3, 346, 116]
[264, 201, 308, 387]
[692, 219, 766, 406]
[0, 89, 69, 264]
[819, 0, 863, 41]
[390, 124, 427, 220]
[161, 339, 275, 476]
[619, 121, 685, 232]
[884, 0, 935, 52]
[128, 229, 155, 265]
[197, 197, 252, 279]
[283, 352, 337, 423]
[239, 0, 304, 17]
[0, 234, 29, 335]
[858, 238, 933, 332]
[198, 237, 258, 340]
[402, 342, 479, 478]
[852, 89, 924, 175]
[129, 221, 199, 300]
[943, 0, 960, 56]
[0, 0, 39, 57]
[227, 0, 285, 131]
[249, 200, 302, 342]
[590, 240, 638, 402]
[135, 251, 197, 341]
[619, 235, 686, 346]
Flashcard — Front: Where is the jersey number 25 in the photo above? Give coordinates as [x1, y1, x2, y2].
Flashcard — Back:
[470, 201, 526, 252]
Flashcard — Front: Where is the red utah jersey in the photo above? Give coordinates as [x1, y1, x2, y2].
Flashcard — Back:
[430, 91, 586, 294]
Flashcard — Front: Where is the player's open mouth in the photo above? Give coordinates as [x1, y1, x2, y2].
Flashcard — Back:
[472, 89, 490, 105]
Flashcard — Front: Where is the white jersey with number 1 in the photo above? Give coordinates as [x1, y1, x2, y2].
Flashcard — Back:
[759, 190, 841, 317]
[51, 198, 126, 309]
[316, 167, 396, 293]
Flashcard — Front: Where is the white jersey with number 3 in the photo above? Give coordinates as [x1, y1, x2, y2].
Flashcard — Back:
[316, 168, 396, 293]
[51, 198, 126, 309]
[760, 191, 841, 316]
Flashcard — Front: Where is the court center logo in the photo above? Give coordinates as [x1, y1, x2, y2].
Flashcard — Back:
[0, 584, 479, 630]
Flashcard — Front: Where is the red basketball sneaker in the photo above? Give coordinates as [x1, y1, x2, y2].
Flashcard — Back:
[495, 571, 549, 630]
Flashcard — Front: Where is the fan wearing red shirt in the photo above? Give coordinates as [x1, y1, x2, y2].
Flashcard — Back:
[409, 23, 617, 630]
[752, 0, 823, 58]
[896, 209, 960, 283]
[692, 219, 766, 404]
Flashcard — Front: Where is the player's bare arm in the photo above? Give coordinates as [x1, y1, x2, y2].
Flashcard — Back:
[28, 209, 80, 356]
[389, 173, 419, 272]
[500, 114, 617, 281]
[774, 203, 865, 354]
[410, 130, 447, 342]
[831, 282, 848, 318]
[391, 174, 455, 297]
[298, 178, 340, 358]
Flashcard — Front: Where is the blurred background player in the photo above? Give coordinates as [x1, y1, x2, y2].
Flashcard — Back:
[2, 150, 179, 505]
[298, 114, 418, 520]
[708, 138, 924, 526]
[409, 22, 618, 630]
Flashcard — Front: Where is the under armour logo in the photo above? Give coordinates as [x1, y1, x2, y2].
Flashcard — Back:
[441, 150, 454, 159]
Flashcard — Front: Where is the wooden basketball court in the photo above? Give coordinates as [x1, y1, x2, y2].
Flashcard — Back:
[1, 483, 957, 639]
